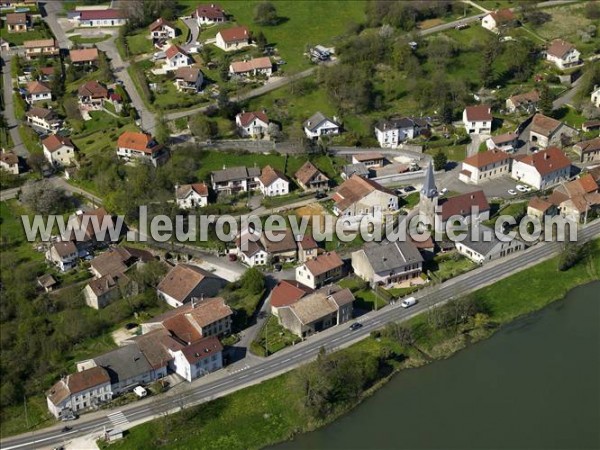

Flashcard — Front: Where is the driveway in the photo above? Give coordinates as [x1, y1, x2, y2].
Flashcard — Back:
[40, 0, 72, 49]
[466, 133, 489, 157]
[181, 17, 200, 51]
[1, 53, 28, 157]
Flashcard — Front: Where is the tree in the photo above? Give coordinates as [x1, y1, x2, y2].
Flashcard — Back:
[480, 36, 497, 87]
[255, 31, 267, 52]
[188, 115, 218, 140]
[253, 1, 278, 26]
[433, 151, 448, 171]
[26, 153, 47, 176]
[557, 242, 586, 271]
[239, 267, 265, 295]
[97, 50, 113, 83]
[20, 180, 69, 215]
[538, 82, 554, 114]
[51, 65, 64, 99]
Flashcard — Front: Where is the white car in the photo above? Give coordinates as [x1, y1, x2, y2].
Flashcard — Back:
[508, 189, 517, 196]
[440, 188, 449, 195]
[516, 185, 528, 193]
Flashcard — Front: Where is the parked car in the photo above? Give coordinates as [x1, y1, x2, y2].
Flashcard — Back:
[133, 386, 147, 398]
[228, 253, 237, 262]
[349, 322, 363, 331]
[404, 186, 416, 193]
[315, 191, 327, 199]
[516, 185, 528, 193]
[401, 297, 417, 308]
[61, 426, 71, 433]
[508, 189, 517, 196]
[440, 188, 448, 195]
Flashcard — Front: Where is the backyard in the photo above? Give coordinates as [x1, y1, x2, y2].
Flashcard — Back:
[250, 314, 301, 356]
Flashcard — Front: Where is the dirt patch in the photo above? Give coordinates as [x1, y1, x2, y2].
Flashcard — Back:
[534, 5, 592, 41]
[294, 202, 329, 228]
[418, 18, 444, 30]
[111, 327, 137, 346]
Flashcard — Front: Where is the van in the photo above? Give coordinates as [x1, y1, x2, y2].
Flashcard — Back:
[401, 297, 417, 308]
[133, 386, 147, 398]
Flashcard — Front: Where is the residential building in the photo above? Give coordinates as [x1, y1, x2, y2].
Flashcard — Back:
[506, 90, 540, 113]
[592, 86, 600, 108]
[235, 110, 270, 137]
[258, 165, 289, 197]
[529, 113, 576, 148]
[527, 196, 557, 220]
[260, 228, 297, 262]
[163, 45, 192, 71]
[25, 80, 51, 104]
[142, 296, 233, 339]
[486, 132, 518, 152]
[332, 174, 398, 222]
[369, 163, 411, 178]
[573, 137, 600, 163]
[170, 336, 223, 382]
[46, 241, 79, 271]
[296, 251, 344, 289]
[229, 57, 272, 77]
[582, 120, 600, 132]
[295, 161, 329, 191]
[215, 26, 250, 51]
[78, 80, 108, 106]
[26, 106, 62, 131]
[194, 4, 226, 25]
[462, 105, 492, 134]
[46, 367, 112, 419]
[297, 234, 319, 263]
[236, 236, 268, 267]
[176, 183, 209, 209]
[63, 208, 120, 250]
[546, 39, 580, 70]
[303, 112, 340, 139]
[174, 67, 203, 92]
[270, 280, 313, 316]
[69, 48, 99, 66]
[148, 17, 176, 40]
[6, 12, 29, 32]
[481, 9, 515, 33]
[0, 151, 19, 175]
[374, 117, 428, 148]
[83, 273, 130, 309]
[24, 39, 59, 59]
[459, 149, 512, 184]
[157, 264, 226, 308]
[277, 285, 354, 338]
[76, 9, 127, 27]
[549, 174, 600, 223]
[455, 225, 524, 264]
[42, 134, 76, 167]
[512, 146, 571, 189]
[351, 152, 385, 168]
[116, 131, 166, 165]
[351, 240, 423, 287]
[342, 162, 369, 180]
[89, 247, 145, 278]
[37, 274, 58, 292]
[0, 38, 10, 52]
[438, 190, 491, 230]
[211, 166, 260, 195]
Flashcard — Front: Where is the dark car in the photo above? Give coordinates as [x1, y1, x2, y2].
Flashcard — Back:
[125, 322, 138, 330]
[315, 191, 327, 199]
[61, 426, 72, 433]
[404, 186, 416, 193]
[349, 322, 363, 331]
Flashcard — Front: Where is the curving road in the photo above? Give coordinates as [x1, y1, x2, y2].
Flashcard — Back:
[2, 219, 599, 450]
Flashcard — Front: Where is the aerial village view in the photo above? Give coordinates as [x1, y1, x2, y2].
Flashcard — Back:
[0, 0, 599, 449]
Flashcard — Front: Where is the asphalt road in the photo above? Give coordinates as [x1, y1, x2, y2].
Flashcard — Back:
[1, 54, 27, 157]
[3, 219, 599, 450]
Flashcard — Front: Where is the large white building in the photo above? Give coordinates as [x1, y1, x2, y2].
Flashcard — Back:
[512, 147, 571, 190]
[374, 117, 428, 148]
[455, 225, 524, 264]
[459, 149, 512, 184]
[75, 9, 127, 27]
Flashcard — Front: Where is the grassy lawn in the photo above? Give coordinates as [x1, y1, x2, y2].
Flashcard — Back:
[126, 30, 155, 56]
[1, 22, 51, 46]
[425, 252, 477, 283]
[250, 314, 301, 356]
[18, 124, 42, 154]
[552, 105, 589, 130]
[71, 119, 138, 157]
[401, 192, 421, 210]
[338, 276, 388, 311]
[69, 33, 111, 44]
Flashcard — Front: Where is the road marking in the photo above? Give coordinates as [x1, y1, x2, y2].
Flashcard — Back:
[107, 410, 129, 427]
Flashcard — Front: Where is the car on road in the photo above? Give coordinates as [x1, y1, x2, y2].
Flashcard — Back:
[401, 297, 417, 308]
[60, 413, 77, 422]
[516, 185, 528, 193]
[315, 191, 327, 199]
[508, 189, 517, 196]
[61, 426, 71, 433]
[349, 322, 363, 331]
[404, 186, 416, 193]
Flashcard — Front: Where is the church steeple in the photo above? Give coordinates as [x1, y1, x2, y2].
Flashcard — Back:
[421, 162, 438, 199]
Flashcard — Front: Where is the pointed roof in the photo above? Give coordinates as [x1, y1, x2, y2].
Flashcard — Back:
[420, 163, 438, 198]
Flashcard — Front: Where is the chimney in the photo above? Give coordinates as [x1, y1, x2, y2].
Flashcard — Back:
[191, 297, 196, 308]
[544, 153, 550, 160]
[471, 194, 475, 199]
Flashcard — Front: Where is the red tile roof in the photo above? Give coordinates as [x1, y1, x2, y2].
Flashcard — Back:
[489, 9, 515, 23]
[80, 9, 125, 21]
[298, 234, 318, 250]
[270, 280, 313, 308]
[218, 26, 249, 43]
[195, 4, 225, 20]
[42, 134, 73, 152]
[117, 131, 159, 154]
[440, 190, 490, 221]
[148, 17, 174, 31]
[237, 110, 269, 128]
[180, 336, 223, 364]
[517, 147, 571, 176]
[303, 251, 343, 277]
[464, 105, 492, 122]
[26, 81, 51, 94]
[462, 149, 511, 169]
[70, 48, 99, 63]
[78, 80, 108, 98]
[547, 39, 575, 59]
[165, 44, 188, 60]
[528, 196, 554, 213]
[7, 12, 27, 25]
[332, 175, 393, 211]
[259, 165, 288, 187]
[230, 57, 272, 73]
[531, 113, 562, 136]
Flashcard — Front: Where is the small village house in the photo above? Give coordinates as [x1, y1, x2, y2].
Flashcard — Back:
[235, 111, 270, 138]
[374, 117, 428, 148]
[176, 183, 209, 209]
[506, 90, 540, 114]
[332, 174, 398, 222]
[157, 264, 226, 308]
[529, 113, 576, 149]
[46, 241, 79, 271]
[512, 146, 571, 190]
[303, 112, 340, 139]
[295, 161, 329, 191]
[351, 152, 385, 168]
[592, 86, 600, 108]
[297, 234, 319, 263]
[25, 81, 51, 104]
[37, 274, 58, 293]
[116, 131, 166, 166]
[573, 137, 600, 163]
[236, 235, 268, 267]
[437, 190, 491, 231]
[6, 12, 29, 32]
[455, 225, 524, 264]
[0, 151, 20, 175]
[549, 174, 600, 223]
[78, 80, 109, 107]
[24, 39, 59, 59]
[163, 45, 192, 71]
[174, 67, 203, 92]
[229, 57, 272, 77]
[486, 132, 518, 153]
[269, 280, 313, 317]
[42, 134, 76, 167]
[194, 4, 226, 25]
[295, 251, 344, 289]
[258, 165, 289, 197]
[26, 106, 62, 132]
[169, 336, 223, 382]
[148, 17, 176, 41]
[462, 105, 492, 134]
[545, 39, 580, 70]
[69, 48, 99, 66]
[215, 26, 250, 51]
[260, 228, 297, 262]
[83, 273, 130, 309]
[211, 166, 260, 195]
[527, 196, 557, 221]
[480, 9, 515, 33]
[459, 149, 512, 184]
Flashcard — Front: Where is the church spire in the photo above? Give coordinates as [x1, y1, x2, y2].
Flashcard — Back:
[421, 162, 438, 199]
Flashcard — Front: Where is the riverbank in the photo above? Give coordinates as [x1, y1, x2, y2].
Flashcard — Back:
[102, 240, 600, 450]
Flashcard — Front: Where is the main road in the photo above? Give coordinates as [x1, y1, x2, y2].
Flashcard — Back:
[3, 219, 599, 450]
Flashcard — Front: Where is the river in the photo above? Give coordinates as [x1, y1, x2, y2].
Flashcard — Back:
[274, 282, 600, 450]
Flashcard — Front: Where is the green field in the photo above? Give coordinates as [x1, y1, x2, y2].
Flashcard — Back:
[1, 22, 52, 46]
[69, 33, 111, 44]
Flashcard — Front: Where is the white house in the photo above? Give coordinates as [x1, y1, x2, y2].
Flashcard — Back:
[258, 165, 289, 197]
[235, 111, 269, 137]
[25, 81, 51, 104]
[459, 149, 512, 184]
[236, 231, 268, 267]
[163, 45, 192, 71]
[481, 9, 515, 33]
[46, 241, 79, 271]
[229, 57, 272, 77]
[303, 112, 340, 139]
[169, 336, 223, 382]
[486, 132, 518, 153]
[25, 106, 62, 132]
[42, 135, 76, 167]
[295, 251, 344, 289]
[46, 367, 112, 419]
[194, 4, 226, 26]
[506, 90, 540, 114]
[148, 17, 176, 40]
[75, 9, 127, 27]
[591, 85, 600, 108]
[215, 26, 250, 51]
[332, 174, 398, 222]
[462, 105, 492, 134]
[546, 39, 581, 70]
[456, 225, 524, 264]
[116, 131, 165, 165]
[211, 166, 260, 195]
[374, 117, 428, 148]
[529, 113, 577, 149]
[176, 183, 209, 209]
[0, 151, 19, 175]
[512, 147, 571, 190]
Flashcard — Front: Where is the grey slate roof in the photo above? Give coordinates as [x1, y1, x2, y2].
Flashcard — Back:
[303, 112, 338, 132]
[211, 166, 260, 183]
[420, 162, 438, 198]
[457, 225, 502, 256]
[361, 240, 423, 273]
[343, 163, 369, 178]
[93, 344, 153, 386]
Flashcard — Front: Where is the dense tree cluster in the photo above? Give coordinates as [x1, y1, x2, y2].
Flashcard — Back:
[365, 1, 457, 31]
[253, 1, 279, 26]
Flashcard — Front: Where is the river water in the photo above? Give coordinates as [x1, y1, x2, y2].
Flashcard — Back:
[274, 282, 600, 450]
